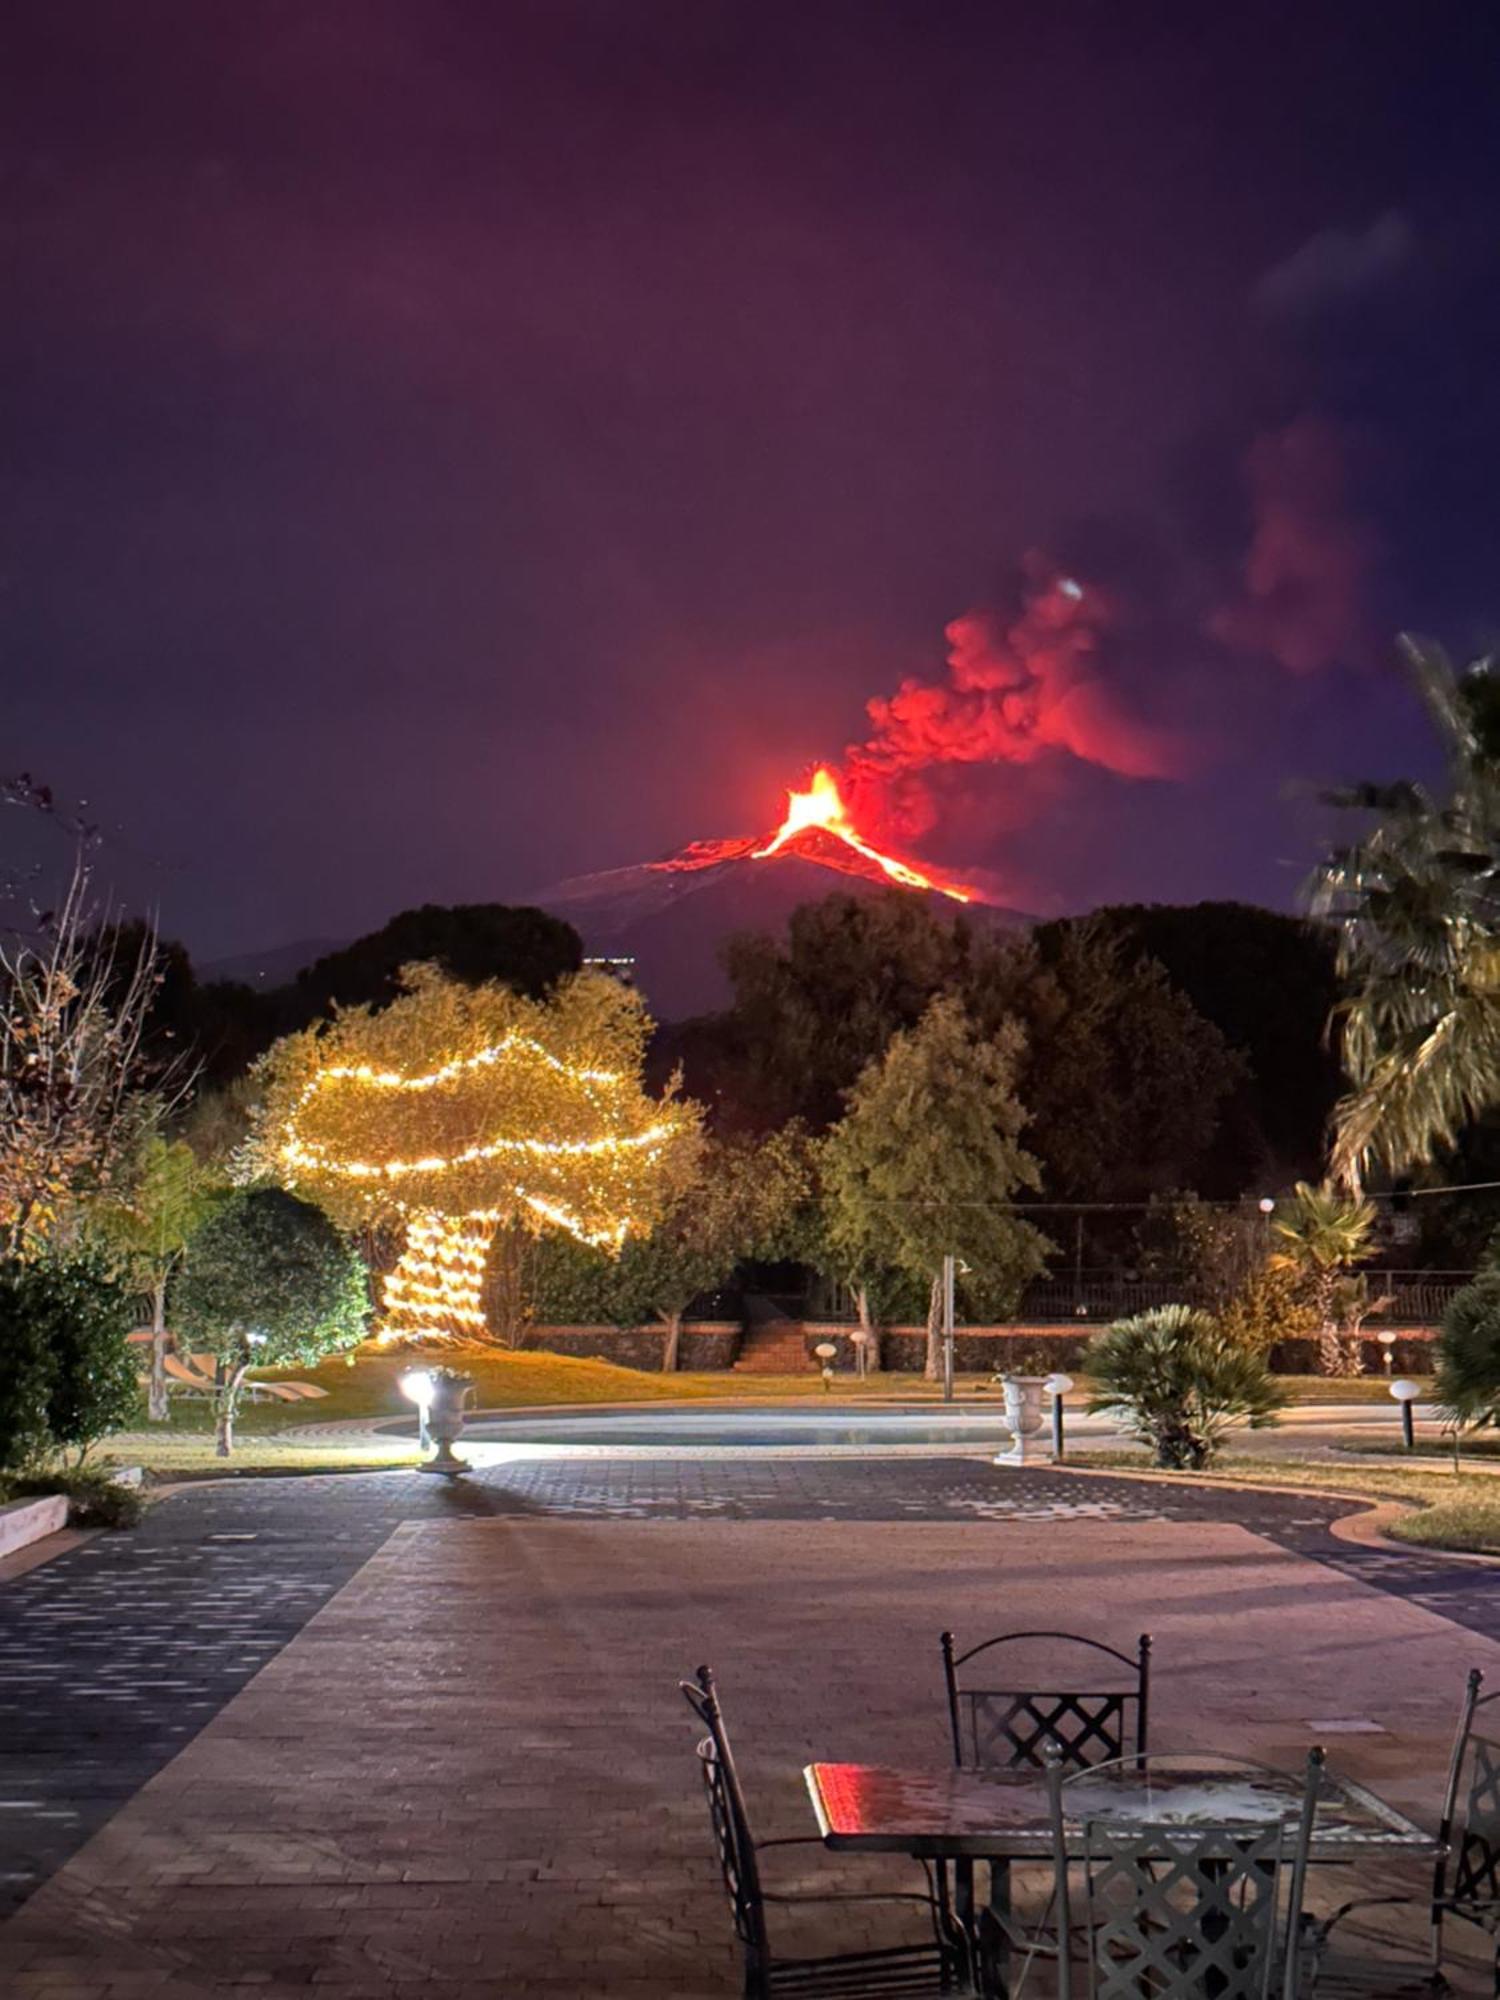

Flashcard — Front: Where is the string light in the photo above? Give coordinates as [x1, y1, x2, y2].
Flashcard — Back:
[249, 965, 699, 1345]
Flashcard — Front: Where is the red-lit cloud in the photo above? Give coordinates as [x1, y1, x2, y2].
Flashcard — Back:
[844, 561, 1194, 834]
[1208, 417, 1379, 675]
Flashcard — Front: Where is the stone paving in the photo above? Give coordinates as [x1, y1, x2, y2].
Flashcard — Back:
[2, 1457, 1499, 1994]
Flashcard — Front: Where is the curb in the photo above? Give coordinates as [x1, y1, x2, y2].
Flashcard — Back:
[1053, 1459, 1500, 1570]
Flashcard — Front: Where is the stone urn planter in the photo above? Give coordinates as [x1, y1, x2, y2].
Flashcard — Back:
[995, 1374, 1049, 1465]
[422, 1368, 474, 1476]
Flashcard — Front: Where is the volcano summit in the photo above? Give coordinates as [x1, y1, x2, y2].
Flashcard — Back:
[534, 769, 1026, 1018]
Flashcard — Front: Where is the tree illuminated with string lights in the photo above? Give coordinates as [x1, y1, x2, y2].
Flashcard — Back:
[245, 964, 701, 1343]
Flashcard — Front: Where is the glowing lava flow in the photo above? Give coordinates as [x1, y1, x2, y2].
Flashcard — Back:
[752, 767, 972, 903]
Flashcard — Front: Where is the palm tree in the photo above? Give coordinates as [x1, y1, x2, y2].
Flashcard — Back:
[1268, 1181, 1377, 1375]
[1314, 639, 1500, 1193]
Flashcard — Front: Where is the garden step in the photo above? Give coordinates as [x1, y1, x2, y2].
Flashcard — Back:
[732, 1325, 814, 1372]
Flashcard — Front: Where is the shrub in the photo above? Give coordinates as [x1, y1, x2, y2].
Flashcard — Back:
[34, 1251, 140, 1459]
[10, 1466, 145, 1529]
[1087, 1303, 1285, 1469]
[0, 1252, 139, 1473]
[174, 1188, 370, 1454]
[1434, 1276, 1500, 1433]
[0, 1269, 53, 1472]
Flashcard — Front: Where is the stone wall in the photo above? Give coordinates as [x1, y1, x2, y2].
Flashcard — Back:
[1267, 1328, 1435, 1374]
[526, 1323, 741, 1372]
[525, 1319, 1438, 1376]
[851, 1325, 1095, 1374]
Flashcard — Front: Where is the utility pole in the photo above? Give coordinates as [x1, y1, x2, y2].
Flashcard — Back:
[941, 1254, 956, 1403]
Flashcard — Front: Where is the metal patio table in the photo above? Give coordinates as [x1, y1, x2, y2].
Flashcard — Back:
[805, 1760, 1440, 1996]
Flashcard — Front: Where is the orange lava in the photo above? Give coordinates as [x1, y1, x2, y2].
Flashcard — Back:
[753, 767, 971, 903]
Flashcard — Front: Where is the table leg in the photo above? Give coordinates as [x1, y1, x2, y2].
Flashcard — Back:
[985, 1857, 1011, 1999]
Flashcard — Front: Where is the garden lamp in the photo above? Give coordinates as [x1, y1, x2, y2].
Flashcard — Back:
[1390, 1377, 1420, 1451]
[1044, 1372, 1074, 1460]
[399, 1368, 435, 1453]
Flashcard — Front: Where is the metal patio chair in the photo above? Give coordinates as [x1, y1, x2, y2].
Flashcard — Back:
[1303, 1667, 1500, 1995]
[940, 1629, 1152, 1773]
[681, 1665, 976, 1999]
[1037, 1745, 1325, 2000]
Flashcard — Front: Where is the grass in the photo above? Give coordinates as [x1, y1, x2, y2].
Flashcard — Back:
[1074, 1448, 1500, 1556]
[98, 1349, 992, 1476]
[1269, 1373, 1429, 1403]
[93, 1345, 1442, 1486]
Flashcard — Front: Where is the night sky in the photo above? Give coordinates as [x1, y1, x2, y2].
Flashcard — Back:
[5, 3, 1500, 960]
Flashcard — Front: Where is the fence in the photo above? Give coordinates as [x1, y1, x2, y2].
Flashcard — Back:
[774, 1270, 1477, 1329]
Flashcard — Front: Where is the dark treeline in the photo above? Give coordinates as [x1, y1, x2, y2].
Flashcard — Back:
[117, 888, 1343, 1219]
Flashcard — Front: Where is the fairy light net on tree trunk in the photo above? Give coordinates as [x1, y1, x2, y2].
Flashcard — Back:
[246, 964, 700, 1344]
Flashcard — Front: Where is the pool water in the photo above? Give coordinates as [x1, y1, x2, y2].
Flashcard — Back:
[459, 1405, 1016, 1449]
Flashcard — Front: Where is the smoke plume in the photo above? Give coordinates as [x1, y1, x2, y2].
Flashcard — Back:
[844, 558, 1193, 834]
[1208, 416, 1379, 675]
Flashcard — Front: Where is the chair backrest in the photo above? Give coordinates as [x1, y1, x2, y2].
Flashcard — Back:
[680, 1665, 772, 1972]
[941, 1628, 1151, 1771]
[1046, 1745, 1323, 2000]
[1443, 1669, 1500, 1930]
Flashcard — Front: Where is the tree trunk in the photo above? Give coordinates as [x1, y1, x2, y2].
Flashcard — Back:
[854, 1284, 882, 1374]
[924, 1276, 943, 1381]
[1316, 1317, 1346, 1376]
[214, 1363, 248, 1458]
[661, 1311, 683, 1373]
[1315, 1274, 1344, 1376]
[148, 1280, 170, 1423]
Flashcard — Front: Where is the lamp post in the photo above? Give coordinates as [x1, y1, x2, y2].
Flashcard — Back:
[814, 1340, 838, 1393]
[849, 1328, 872, 1381]
[940, 1255, 956, 1404]
[1377, 1330, 1397, 1376]
[1390, 1377, 1421, 1451]
[399, 1368, 434, 1453]
[1045, 1373, 1074, 1461]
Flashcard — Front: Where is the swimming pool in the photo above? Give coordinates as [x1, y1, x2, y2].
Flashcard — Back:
[456, 1404, 1026, 1450]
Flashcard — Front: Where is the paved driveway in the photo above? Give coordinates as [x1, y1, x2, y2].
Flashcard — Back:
[1, 1459, 1496, 1995]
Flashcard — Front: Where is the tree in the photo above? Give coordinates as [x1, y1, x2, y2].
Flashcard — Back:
[710, 893, 1242, 1204]
[1268, 1181, 1377, 1375]
[0, 1252, 138, 1472]
[1087, 1305, 1285, 1468]
[820, 997, 1048, 1378]
[719, 892, 997, 1132]
[1017, 924, 1242, 1202]
[245, 965, 700, 1344]
[289, 903, 583, 1021]
[531, 1125, 816, 1369]
[173, 1188, 369, 1455]
[1433, 1275, 1500, 1443]
[0, 861, 165, 1256]
[1082, 902, 1342, 1188]
[1313, 639, 1500, 1193]
[93, 1135, 222, 1421]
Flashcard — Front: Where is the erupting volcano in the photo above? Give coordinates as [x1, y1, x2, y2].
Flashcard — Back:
[650, 765, 976, 902]
[534, 765, 1016, 1017]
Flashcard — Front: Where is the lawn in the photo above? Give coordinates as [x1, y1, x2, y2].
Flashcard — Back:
[99, 1348, 994, 1475]
[1074, 1448, 1500, 1556]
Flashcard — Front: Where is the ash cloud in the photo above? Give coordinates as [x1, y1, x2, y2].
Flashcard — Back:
[843, 558, 1195, 836]
[1254, 211, 1416, 321]
[1207, 416, 1380, 676]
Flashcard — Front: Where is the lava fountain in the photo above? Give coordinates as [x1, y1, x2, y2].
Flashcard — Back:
[753, 768, 971, 901]
[650, 765, 978, 903]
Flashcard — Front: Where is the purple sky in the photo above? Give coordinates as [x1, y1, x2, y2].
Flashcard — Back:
[5, 3, 1500, 956]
